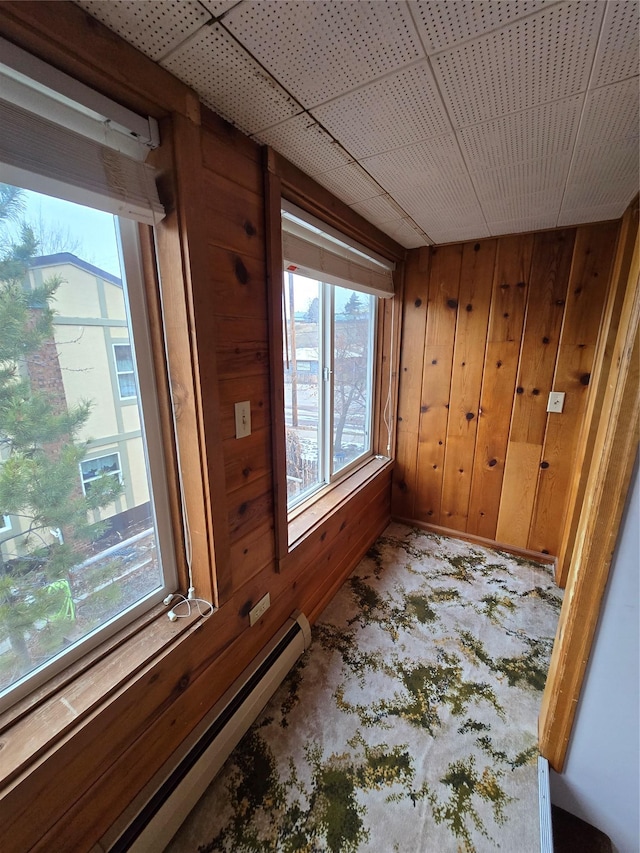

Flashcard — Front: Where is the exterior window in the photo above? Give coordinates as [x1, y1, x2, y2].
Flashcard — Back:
[283, 278, 376, 510]
[0, 515, 10, 534]
[113, 343, 136, 399]
[80, 452, 122, 495]
[0, 183, 176, 710]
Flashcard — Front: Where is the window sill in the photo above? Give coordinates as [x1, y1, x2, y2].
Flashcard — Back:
[0, 601, 202, 791]
[286, 455, 392, 555]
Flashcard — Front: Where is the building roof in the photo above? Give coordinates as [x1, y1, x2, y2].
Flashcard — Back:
[30, 253, 122, 288]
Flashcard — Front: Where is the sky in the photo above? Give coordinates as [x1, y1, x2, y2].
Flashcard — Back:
[3, 184, 121, 277]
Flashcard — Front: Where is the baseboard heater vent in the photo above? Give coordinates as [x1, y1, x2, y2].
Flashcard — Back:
[95, 610, 312, 853]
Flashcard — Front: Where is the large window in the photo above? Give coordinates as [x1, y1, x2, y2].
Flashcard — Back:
[0, 48, 176, 710]
[281, 203, 394, 511]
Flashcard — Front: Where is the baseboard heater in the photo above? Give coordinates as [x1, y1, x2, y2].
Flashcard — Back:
[538, 756, 554, 853]
[94, 610, 312, 853]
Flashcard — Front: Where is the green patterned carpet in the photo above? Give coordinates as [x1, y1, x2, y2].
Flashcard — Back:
[168, 523, 562, 853]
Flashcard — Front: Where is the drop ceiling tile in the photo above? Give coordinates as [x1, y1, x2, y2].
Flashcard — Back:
[557, 203, 632, 227]
[161, 24, 301, 136]
[221, 0, 423, 108]
[487, 215, 558, 235]
[458, 96, 583, 168]
[199, 0, 242, 17]
[471, 156, 572, 202]
[362, 135, 467, 191]
[349, 195, 407, 228]
[480, 188, 564, 222]
[313, 164, 384, 206]
[591, 1, 640, 88]
[578, 78, 640, 147]
[254, 114, 353, 176]
[562, 140, 639, 210]
[74, 0, 210, 62]
[392, 176, 487, 237]
[379, 218, 431, 248]
[430, 223, 492, 244]
[311, 61, 451, 158]
[432, 2, 604, 127]
[410, 0, 552, 54]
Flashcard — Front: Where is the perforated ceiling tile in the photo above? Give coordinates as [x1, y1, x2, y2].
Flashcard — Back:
[558, 202, 631, 227]
[254, 114, 353, 176]
[221, 1, 423, 109]
[577, 79, 640, 147]
[74, 0, 211, 62]
[487, 215, 558, 236]
[311, 61, 451, 158]
[392, 176, 487, 234]
[199, 0, 243, 18]
[472, 156, 572, 202]
[562, 140, 639, 210]
[480, 188, 564, 222]
[432, 2, 604, 127]
[349, 195, 407, 228]
[161, 25, 301, 137]
[379, 218, 431, 249]
[591, 1, 640, 89]
[458, 96, 584, 168]
[313, 164, 384, 206]
[362, 135, 467, 191]
[410, 0, 552, 54]
[427, 223, 492, 244]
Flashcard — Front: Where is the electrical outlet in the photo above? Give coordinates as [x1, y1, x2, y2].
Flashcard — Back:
[249, 592, 270, 626]
[547, 391, 565, 413]
[235, 400, 251, 438]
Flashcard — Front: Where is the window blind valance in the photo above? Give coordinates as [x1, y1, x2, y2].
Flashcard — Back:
[0, 38, 164, 225]
[282, 202, 395, 298]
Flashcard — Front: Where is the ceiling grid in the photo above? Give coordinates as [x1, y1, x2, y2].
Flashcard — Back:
[71, 0, 640, 247]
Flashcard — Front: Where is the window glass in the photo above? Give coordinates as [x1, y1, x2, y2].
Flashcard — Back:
[284, 272, 322, 506]
[114, 343, 136, 399]
[332, 288, 375, 475]
[283, 271, 376, 511]
[0, 182, 174, 708]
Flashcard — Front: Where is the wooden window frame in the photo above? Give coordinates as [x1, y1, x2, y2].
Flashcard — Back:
[264, 147, 405, 568]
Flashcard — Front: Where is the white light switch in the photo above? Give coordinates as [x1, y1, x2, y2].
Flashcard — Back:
[235, 401, 251, 438]
[547, 391, 565, 414]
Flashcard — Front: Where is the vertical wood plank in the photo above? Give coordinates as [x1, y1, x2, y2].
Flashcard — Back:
[528, 222, 619, 554]
[440, 239, 496, 530]
[468, 234, 533, 538]
[557, 199, 638, 584]
[264, 155, 288, 565]
[414, 243, 463, 523]
[539, 234, 639, 770]
[392, 248, 429, 518]
[496, 230, 575, 547]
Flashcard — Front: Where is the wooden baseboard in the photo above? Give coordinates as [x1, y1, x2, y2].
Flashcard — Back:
[391, 516, 558, 568]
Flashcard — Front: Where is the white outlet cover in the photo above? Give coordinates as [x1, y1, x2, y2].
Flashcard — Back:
[547, 391, 565, 413]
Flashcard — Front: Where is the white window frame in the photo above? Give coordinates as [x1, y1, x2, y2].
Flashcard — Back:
[80, 451, 123, 496]
[0, 515, 11, 534]
[113, 342, 137, 400]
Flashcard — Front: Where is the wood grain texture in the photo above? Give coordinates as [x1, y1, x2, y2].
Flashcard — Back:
[467, 234, 533, 537]
[440, 239, 496, 530]
[394, 225, 619, 559]
[539, 230, 639, 770]
[414, 243, 462, 523]
[392, 248, 429, 518]
[528, 222, 618, 554]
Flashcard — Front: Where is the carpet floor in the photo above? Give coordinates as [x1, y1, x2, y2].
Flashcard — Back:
[167, 523, 562, 853]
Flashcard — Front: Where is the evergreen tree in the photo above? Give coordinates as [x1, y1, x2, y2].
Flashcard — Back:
[0, 185, 121, 679]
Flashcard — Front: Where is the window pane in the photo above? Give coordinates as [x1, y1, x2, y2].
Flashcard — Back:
[0, 183, 170, 704]
[332, 288, 374, 474]
[284, 272, 322, 507]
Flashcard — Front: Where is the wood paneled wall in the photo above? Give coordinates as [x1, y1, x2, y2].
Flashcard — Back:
[0, 6, 396, 851]
[393, 224, 619, 557]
